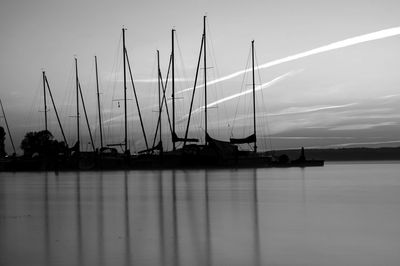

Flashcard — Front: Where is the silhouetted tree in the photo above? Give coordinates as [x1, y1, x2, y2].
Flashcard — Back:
[20, 130, 67, 157]
[0, 127, 5, 157]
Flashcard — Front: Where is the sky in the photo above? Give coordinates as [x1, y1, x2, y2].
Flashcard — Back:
[1, 0, 400, 153]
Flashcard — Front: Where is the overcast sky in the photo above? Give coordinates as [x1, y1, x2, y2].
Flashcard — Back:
[1, 0, 400, 153]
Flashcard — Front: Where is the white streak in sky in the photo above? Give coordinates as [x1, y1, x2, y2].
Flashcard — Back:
[380, 94, 400, 99]
[325, 140, 400, 148]
[178, 26, 400, 94]
[329, 121, 398, 131]
[182, 71, 297, 119]
[267, 103, 358, 116]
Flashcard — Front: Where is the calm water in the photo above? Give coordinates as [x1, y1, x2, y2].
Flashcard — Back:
[1, 162, 400, 266]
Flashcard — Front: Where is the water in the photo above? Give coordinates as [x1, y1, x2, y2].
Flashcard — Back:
[1, 162, 400, 266]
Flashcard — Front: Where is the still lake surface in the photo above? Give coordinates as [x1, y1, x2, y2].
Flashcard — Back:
[1, 162, 400, 266]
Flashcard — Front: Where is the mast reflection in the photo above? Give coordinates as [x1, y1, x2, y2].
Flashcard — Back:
[204, 169, 212, 266]
[76, 171, 83, 266]
[97, 172, 104, 266]
[44, 172, 50, 266]
[124, 171, 132, 266]
[252, 168, 261, 266]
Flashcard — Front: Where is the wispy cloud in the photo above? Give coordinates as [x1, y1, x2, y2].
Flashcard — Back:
[324, 140, 400, 148]
[178, 26, 400, 94]
[329, 121, 398, 131]
[267, 103, 358, 117]
[380, 94, 400, 99]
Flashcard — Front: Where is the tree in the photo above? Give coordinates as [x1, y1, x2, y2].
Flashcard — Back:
[20, 130, 66, 157]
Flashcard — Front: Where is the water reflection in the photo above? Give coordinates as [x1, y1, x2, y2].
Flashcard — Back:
[3, 165, 400, 265]
[4, 169, 280, 266]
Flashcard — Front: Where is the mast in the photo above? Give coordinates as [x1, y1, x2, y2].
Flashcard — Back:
[252, 40, 257, 153]
[171, 29, 176, 151]
[75, 57, 80, 152]
[203, 16, 208, 145]
[42, 71, 48, 131]
[95, 56, 103, 149]
[0, 98, 16, 154]
[157, 50, 162, 146]
[123, 28, 128, 153]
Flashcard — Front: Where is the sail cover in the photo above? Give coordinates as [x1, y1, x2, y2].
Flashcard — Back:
[230, 134, 256, 144]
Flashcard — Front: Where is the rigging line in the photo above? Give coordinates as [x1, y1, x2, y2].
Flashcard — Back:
[153, 55, 174, 148]
[59, 61, 72, 142]
[0, 98, 16, 154]
[151, 52, 161, 149]
[206, 19, 224, 137]
[175, 33, 191, 136]
[175, 32, 191, 90]
[148, 54, 173, 149]
[106, 32, 123, 142]
[150, 54, 172, 149]
[78, 81, 95, 151]
[162, 55, 173, 138]
[63, 60, 75, 144]
[184, 34, 204, 146]
[44, 75, 68, 146]
[149, 52, 159, 142]
[255, 50, 273, 151]
[125, 48, 149, 150]
[151, 65, 164, 149]
[89, 58, 99, 146]
[26, 75, 42, 132]
[231, 46, 251, 136]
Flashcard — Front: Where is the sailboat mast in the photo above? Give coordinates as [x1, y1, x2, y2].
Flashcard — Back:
[42, 71, 48, 131]
[123, 28, 128, 153]
[157, 50, 162, 145]
[75, 57, 80, 152]
[0, 98, 16, 154]
[95, 56, 103, 149]
[252, 40, 257, 153]
[203, 16, 208, 144]
[172, 29, 176, 151]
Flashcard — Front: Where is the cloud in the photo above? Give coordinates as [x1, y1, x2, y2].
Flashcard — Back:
[178, 26, 400, 94]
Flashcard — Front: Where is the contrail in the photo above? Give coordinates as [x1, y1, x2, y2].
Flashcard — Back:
[180, 71, 297, 121]
[178, 26, 400, 94]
